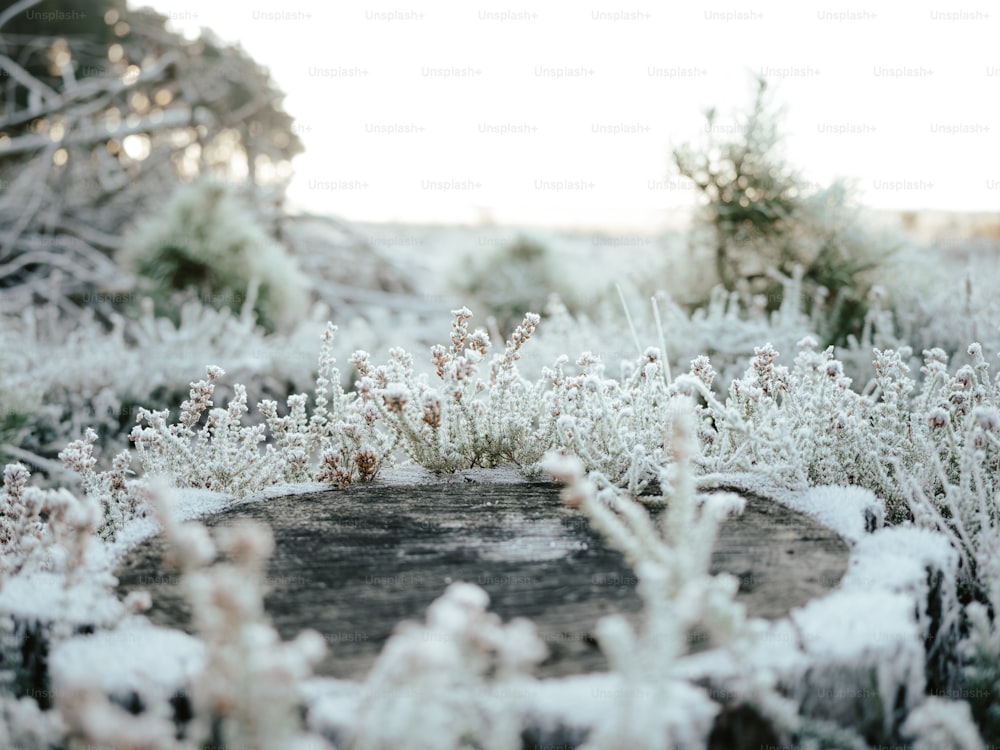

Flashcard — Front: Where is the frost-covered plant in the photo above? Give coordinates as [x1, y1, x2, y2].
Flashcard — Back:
[520, 272, 823, 405]
[663, 336, 1000, 738]
[129, 324, 390, 493]
[454, 235, 584, 334]
[682, 338, 932, 521]
[130, 365, 284, 497]
[269, 323, 391, 488]
[543, 347, 677, 494]
[879, 255, 1000, 371]
[148, 486, 329, 749]
[354, 308, 547, 471]
[886, 344, 1000, 735]
[58, 428, 145, 541]
[119, 179, 309, 332]
[1, 295, 323, 474]
[0, 463, 99, 586]
[673, 75, 895, 347]
[545, 406, 758, 749]
[684, 339, 857, 493]
[0, 463, 53, 582]
[350, 582, 546, 750]
[889, 344, 1000, 585]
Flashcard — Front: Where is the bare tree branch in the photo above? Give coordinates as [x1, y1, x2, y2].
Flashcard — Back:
[0, 50, 181, 131]
[0, 52, 59, 106]
[0, 0, 43, 33]
[0, 106, 193, 157]
[0, 141, 58, 259]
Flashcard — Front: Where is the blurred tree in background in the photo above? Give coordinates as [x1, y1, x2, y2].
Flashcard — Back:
[120, 178, 308, 332]
[673, 76, 894, 347]
[456, 236, 581, 335]
[0, 0, 302, 321]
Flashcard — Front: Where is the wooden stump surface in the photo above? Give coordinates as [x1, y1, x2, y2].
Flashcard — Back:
[116, 481, 849, 680]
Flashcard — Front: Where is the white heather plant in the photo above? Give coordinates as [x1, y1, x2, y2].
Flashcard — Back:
[119, 179, 309, 332]
[674, 338, 926, 521]
[517, 270, 829, 410]
[130, 365, 284, 497]
[882, 254, 1000, 369]
[262, 323, 391, 487]
[544, 408, 767, 749]
[58, 428, 144, 541]
[350, 582, 547, 750]
[354, 308, 549, 472]
[543, 347, 677, 494]
[886, 343, 1000, 736]
[129, 324, 391, 494]
[1, 295, 325, 474]
[0, 462, 99, 587]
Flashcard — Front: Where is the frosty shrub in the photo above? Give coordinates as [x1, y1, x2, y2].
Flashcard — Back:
[454, 236, 578, 333]
[890, 344, 1000, 736]
[667, 336, 1000, 738]
[354, 308, 548, 472]
[264, 323, 391, 487]
[58, 428, 146, 542]
[351, 582, 546, 750]
[1, 295, 321, 475]
[130, 324, 390, 494]
[119, 179, 308, 332]
[674, 339, 938, 522]
[130, 365, 286, 497]
[864, 256, 1000, 374]
[672, 76, 894, 346]
[777, 181, 895, 347]
[545, 409, 768, 749]
[0, 463, 99, 587]
[543, 347, 677, 494]
[522, 272, 824, 406]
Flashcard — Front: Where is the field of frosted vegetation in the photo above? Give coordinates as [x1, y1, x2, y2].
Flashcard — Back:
[2, 9, 1000, 741]
[3, 186, 1000, 747]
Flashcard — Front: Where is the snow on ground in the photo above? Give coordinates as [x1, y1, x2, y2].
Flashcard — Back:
[677, 485, 960, 741]
[50, 621, 204, 698]
[780, 485, 885, 545]
[705, 474, 886, 546]
[0, 572, 124, 628]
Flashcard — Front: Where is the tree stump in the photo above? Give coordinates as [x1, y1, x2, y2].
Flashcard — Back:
[116, 481, 849, 681]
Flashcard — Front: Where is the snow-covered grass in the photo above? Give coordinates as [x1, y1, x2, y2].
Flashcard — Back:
[3, 219, 1000, 747]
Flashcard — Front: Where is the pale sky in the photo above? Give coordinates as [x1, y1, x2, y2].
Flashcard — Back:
[143, 0, 998, 230]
